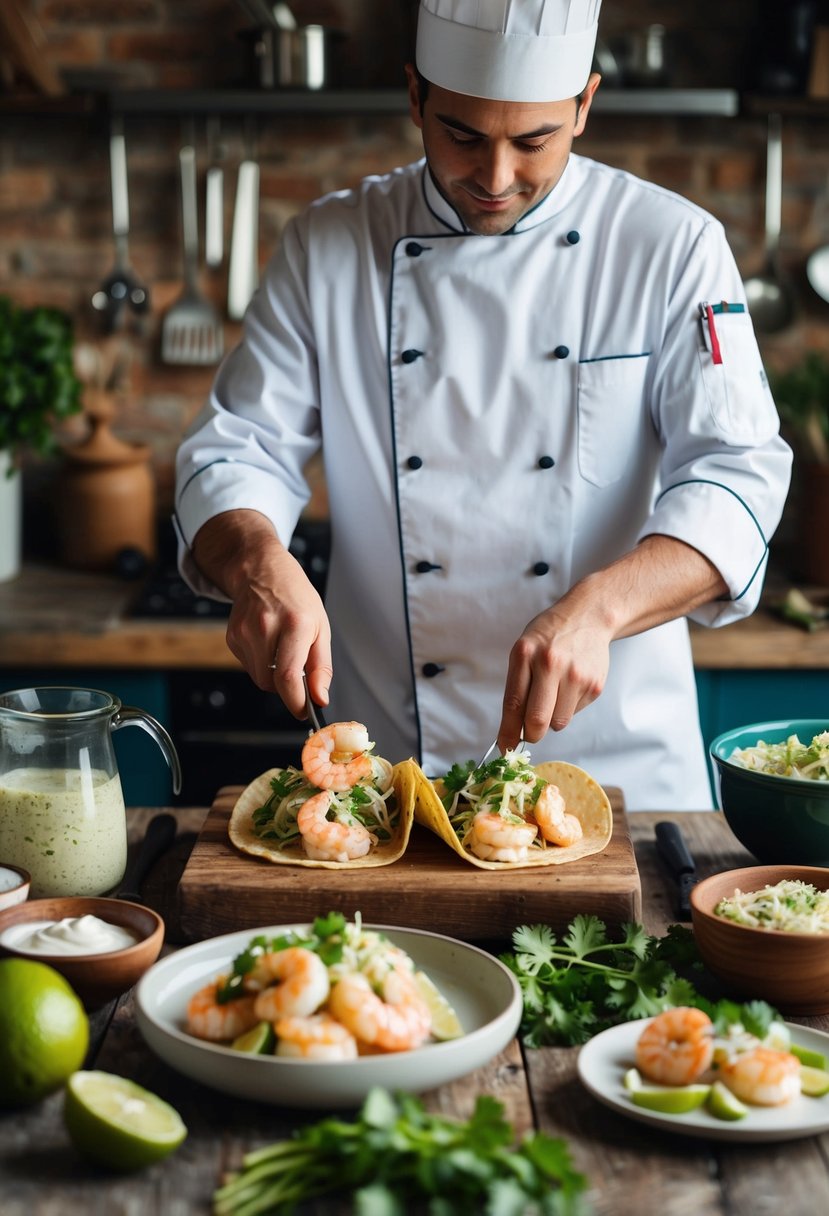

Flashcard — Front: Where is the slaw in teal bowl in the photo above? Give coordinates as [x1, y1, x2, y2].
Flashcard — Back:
[710, 720, 829, 866]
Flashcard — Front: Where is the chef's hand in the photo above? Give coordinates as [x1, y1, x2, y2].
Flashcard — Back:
[191, 509, 332, 720]
[497, 535, 729, 751]
[498, 598, 612, 752]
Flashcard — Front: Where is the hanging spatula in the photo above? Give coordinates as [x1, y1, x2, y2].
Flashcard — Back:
[162, 145, 224, 365]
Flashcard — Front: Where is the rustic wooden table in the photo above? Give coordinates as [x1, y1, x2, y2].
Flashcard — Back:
[2, 808, 828, 1215]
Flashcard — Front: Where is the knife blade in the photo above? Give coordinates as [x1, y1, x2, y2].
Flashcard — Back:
[115, 813, 177, 904]
[655, 820, 697, 920]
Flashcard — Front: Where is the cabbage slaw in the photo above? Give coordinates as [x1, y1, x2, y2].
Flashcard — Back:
[728, 731, 829, 782]
[714, 878, 829, 934]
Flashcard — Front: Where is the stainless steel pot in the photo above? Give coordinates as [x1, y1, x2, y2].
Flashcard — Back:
[252, 24, 334, 89]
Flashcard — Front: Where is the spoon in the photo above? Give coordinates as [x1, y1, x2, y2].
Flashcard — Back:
[742, 113, 795, 334]
[91, 120, 150, 332]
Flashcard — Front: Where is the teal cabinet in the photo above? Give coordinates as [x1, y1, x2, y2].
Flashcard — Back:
[695, 669, 829, 797]
[0, 670, 173, 807]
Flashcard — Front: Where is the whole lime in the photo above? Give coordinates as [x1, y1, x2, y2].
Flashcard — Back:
[0, 958, 89, 1107]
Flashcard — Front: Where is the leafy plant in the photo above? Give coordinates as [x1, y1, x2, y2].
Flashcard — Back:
[214, 1087, 588, 1216]
[770, 352, 829, 465]
[0, 295, 82, 462]
[501, 915, 779, 1047]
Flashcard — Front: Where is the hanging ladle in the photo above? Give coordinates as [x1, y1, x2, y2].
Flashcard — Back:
[742, 112, 795, 334]
[92, 117, 150, 331]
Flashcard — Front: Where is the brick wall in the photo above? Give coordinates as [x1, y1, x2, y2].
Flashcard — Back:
[2, 0, 829, 529]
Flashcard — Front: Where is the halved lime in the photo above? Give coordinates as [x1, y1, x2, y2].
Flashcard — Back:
[630, 1083, 710, 1115]
[64, 1071, 187, 1171]
[232, 1020, 275, 1054]
[707, 1080, 749, 1121]
[413, 970, 464, 1041]
[791, 1043, 828, 1071]
[800, 1065, 829, 1097]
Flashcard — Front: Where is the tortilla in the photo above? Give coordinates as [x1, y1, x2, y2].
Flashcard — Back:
[229, 758, 419, 869]
[411, 759, 613, 870]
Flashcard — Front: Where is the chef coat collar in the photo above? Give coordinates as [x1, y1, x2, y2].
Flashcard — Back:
[421, 154, 580, 235]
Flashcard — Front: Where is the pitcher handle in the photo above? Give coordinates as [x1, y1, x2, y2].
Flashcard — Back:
[112, 705, 183, 796]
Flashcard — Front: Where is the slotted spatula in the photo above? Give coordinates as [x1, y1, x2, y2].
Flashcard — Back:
[162, 145, 224, 366]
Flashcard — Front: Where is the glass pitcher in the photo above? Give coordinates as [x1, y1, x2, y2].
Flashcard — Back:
[0, 687, 182, 898]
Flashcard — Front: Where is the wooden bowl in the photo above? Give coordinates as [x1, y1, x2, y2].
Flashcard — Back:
[0, 897, 164, 1010]
[690, 865, 829, 1015]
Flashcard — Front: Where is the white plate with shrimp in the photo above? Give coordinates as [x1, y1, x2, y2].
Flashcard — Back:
[135, 923, 521, 1109]
[578, 1018, 829, 1142]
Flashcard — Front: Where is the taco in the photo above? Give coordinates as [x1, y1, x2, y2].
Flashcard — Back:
[411, 749, 613, 870]
[229, 721, 417, 869]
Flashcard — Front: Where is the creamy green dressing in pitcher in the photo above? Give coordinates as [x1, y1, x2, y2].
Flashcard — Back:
[0, 767, 127, 898]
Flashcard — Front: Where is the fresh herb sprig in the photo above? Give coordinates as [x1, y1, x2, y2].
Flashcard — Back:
[501, 915, 779, 1047]
[213, 1087, 588, 1216]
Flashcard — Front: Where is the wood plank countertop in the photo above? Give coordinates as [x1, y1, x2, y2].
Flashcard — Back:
[0, 561, 827, 670]
[1, 806, 827, 1215]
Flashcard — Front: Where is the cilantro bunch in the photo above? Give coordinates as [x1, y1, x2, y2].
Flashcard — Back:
[501, 915, 778, 1047]
[213, 1088, 588, 1216]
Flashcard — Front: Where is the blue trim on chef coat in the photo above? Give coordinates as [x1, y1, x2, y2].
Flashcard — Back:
[654, 478, 768, 601]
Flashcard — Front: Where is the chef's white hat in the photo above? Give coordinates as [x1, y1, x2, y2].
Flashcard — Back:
[415, 0, 602, 103]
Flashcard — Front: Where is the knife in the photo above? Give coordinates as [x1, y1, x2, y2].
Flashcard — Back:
[115, 813, 177, 904]
[655, 820, 697, 920]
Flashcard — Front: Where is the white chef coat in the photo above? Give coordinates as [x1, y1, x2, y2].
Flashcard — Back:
[175, 154, 792, 810]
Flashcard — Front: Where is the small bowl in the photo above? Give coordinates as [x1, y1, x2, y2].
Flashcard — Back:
[0, 863, 31, 910]
[709, 719, 829, 864]
[0, 896, 164, 1010]
[690, 865, 829, 1015]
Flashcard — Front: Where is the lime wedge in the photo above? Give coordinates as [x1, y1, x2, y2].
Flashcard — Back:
[791, 1043, 828, 1071]
[623, 1067, 642, 1093]
[413, 970, 464, 1041]
[64, 1071, 187, 1171]
[232, 1020, 275, 1054]
[800, 1065, 829, 1097]
[630, 1083, 710, 1115]
[707, 1080, 749, 1121]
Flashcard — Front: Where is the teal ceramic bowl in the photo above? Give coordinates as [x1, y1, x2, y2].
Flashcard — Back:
[710, 720, 829, 865]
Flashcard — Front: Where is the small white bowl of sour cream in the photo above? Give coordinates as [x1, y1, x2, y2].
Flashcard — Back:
[0, 863, 31, 910]
[0, 896, 164, 1008]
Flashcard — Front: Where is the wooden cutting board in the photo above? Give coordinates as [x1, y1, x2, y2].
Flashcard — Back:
[176, 784, 641, 944]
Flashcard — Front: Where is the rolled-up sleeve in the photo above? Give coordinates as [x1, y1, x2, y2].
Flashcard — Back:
[174, 216, 320, 594]
[638, 220, 792, 625]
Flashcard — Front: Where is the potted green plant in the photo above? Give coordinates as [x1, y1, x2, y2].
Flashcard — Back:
[770, 353, 829, 586]
[0, 296, 82, 581]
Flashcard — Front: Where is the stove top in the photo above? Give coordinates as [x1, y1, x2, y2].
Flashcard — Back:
[125, 519, 330, 619]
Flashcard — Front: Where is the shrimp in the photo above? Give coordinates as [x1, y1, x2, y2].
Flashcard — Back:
[274, 1014, 359, 1061]
[301, 721, 374, 791]
[328, 968, 432, 1052]
[634, 1007, 714, 1087]
[249, 946, 331, 1020]
[468, 809, 538, 863]
[297, 789, 373, 862]
[186, 977, 260, 1042]
[531, 783, 583, 848]
[721, 1047, 801, 1107]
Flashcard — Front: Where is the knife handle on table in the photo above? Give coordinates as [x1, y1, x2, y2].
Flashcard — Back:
[655, 820, 695, 875]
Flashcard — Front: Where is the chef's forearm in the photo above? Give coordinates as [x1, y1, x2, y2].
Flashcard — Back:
[561, 534, 728, 641]
[191, 509, 289, 600]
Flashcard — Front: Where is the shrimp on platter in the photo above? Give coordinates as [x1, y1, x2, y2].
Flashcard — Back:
[274, 1014, 358, 1061]
[720, 1046, 801, 1107]
[328, 968, 433, 1053]
[248, 946, 331, 1020]
[186, 977, 260, 1043]
[634, 1007, 715, 1087]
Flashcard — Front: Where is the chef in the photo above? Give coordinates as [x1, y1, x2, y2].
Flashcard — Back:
[174, 0, 792, 810]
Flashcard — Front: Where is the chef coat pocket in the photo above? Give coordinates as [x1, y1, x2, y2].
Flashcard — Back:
[698, 312, 778, 444]
[577, 354, 649, 487]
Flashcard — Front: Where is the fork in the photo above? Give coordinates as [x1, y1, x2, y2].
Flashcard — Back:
[162, 146, 224, 366]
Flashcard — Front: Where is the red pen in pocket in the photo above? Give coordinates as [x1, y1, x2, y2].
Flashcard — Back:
[701, 301, 723, 365]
